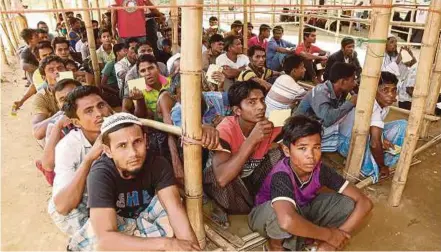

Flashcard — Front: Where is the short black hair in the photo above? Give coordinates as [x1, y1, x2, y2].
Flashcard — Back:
[135, 41, 153, 54]
[162, 38, 171, 47]
[329, 62, 356, 83]
[282, 115, 322, 146]
[54, 78, 82, 92]
[37, 21, 47, 27]
[126, 37, 139, 46]
[52, 36, 70, 50]
[273, 25, 284, 33]
[283, 55, 304, 74]
[69, 17, 81, 26]
[379, 71, 399, 85]
[248, 45, 265, 58]
[209, 34, 224, 45]
[99, 28, 111, 38]
[231, 20, 243, 29]
[36, 28, 48, 34]
[20, 28, 37, 44]
[113, 43, 127, 56]
[209, 16, 218, 22]
[223, 35, 240, 52]
[259, 24, 271, 34]
[102, 123, 144, 146]
[136, 54, 157, 70]
[228, 80, 266, 107]
[92, 20, 99, 25]
[62, 85, 102, 119]
[35, 40, 53, 55]
[64, 58, 79, 70]
[341, 37, 355, 48]
[303, 27, 316, 39]
[39, 55, 65, 76]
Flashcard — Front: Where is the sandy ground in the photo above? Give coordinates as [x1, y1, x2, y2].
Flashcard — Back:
[1, 50, 440, 250]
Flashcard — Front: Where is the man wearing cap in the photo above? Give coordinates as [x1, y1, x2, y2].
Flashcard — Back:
[48, 86, 112, 250]
[324, 37, 362, 82]
[248, 24, 271, 50]
[83, 113, 200, 251]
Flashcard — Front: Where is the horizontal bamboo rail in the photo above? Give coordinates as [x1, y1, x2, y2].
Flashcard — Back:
[139, 118, 182, 136]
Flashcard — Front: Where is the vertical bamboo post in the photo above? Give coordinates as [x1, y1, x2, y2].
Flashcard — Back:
[335, 9, 342, 42]
[271, 0, 275, 27]
[58, 0, 72, 36]
[243, 0, 248, 53]
[217, 0, 221, 26]
[53, 0, 59, 24]
[389, 0, 441, 207]
[0, 34, 9, 66]
[181, 0, 206, 248]
[4, 0, 20, 44]
[344, 0, 393, 181]
[0, 0, 18, 49]
[298, 0, 304, 44]
[95, 0, 101, 23]
[1, 20, 16, 55]
[171, 0, 179, 55]
[406, 2, 416, 43]
[420, 35, 441, 138]
[82, 0, 100, 86]
[249, 0, 252, 24]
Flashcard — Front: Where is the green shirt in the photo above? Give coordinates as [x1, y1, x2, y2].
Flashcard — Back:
[141, 75, 171, 115]
[101, 61, 118, 88]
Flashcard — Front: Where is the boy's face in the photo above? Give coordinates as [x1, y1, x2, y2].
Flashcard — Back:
[92, 22, 99, 29]
[138, 44, 154, 56]
[262, 29, 270, 38]
[250, 50, 266, 69]
[127, 47, 137, 64]
[386, 37, 397, 53]
[29, 33, 40, 47]
[73, 21, 81, 30]
[38, 32, 49, 41]
[283, 133, 322, 174]
[209, 19, 218, 27]
[138, 61, 159, 87]
[233, 89, 266, 123]
[73, 94, 111, 133]
[343, 43, 355, 57]
[376, 83, 397, 107]
[101, 32, 112, 45]
[38, 47, 54, 61]
[291, 62, 306, 80]
[211, 41, 224, 54]
[55, 43, 70, 59]
[38, 23, 49, 32]
[55, 83, 77, 109]
[339, 74, 357, 93]
[305, 32, 317, 43]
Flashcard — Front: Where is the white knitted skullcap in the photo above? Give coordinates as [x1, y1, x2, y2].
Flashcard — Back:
[100, 112, 142, 135]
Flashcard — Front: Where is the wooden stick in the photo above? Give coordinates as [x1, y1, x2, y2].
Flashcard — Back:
[406, 3, 416, 43]
[0, 0, 18, 50]
[271, 0, 275, 27]
[355, 176, 374, 189]
[3, 0, 20, 46]
[298, 0, 304, 44]
[413, 133, 441, 157]
[344, 0, 393, 182]
[171, 0, 179, 55]
[0, 33, 9, 65]
[94, 0, 101, 24]
[389, 106, 440, 122]
[420, 34, 441, 138]
[0, 19, 16, 55]
[52, 0, 59, 24]
[82, 0, 100, 86]
[57, 0, 71, 40]
[243, 0, 248, 53]
[181, 0, 206, 248]
[203, 214, 245, 248]
[241, 232, 261, 242]
[389, 0, 441, 207]
[217, 0, 221, 27]
[238, 236, 267, 251]
[139, 118, 181, 136]
[204, 224, 236, 251]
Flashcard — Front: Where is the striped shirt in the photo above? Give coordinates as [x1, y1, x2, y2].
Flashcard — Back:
[265, 74, 306, 116]
[237, 65, 274, 82]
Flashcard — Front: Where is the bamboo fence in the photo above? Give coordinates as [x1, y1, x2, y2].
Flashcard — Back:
[180, 0, 206, 248]
[0, 18, 16, 55]
[57, 0, 71, 37]
[344, 0, 393, 181]
[82, 0, 100, 86]
[94, 0, 101, 23]
[171, 0, 179, 55]
[243, 0, 248, 53]
[0, 0, 18, 50]
[298, 0, 304, 44]
[0, 32, 9, 65]
[389, 0, 441, 207]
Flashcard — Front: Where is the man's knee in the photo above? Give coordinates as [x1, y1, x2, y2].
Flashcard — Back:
[249, 202, 291, 240]
[337, 195, 355, 220]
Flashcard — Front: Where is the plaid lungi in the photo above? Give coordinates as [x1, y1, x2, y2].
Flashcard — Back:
[203, 148, 284, 214]
[68, 196, 174, 251]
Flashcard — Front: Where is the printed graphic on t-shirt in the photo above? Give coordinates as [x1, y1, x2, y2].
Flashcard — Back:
[242, 158, 263, 178]
[123, 0, 138, 13]
[116, 189, 153, 218]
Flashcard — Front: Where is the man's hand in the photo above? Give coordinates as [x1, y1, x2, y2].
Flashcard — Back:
[380, 165, 390, 179]
[56, 115, 72, 129]
[13, 100, 24, 110]
[86, 135, 103, 162]
[248, 119, 274, 145]
[382, 139, 394, 150]
[317, 241, 337, 251]
[168, 238, 200, 251]
[201, 124, 219, 150]
[129, 88, 144, 100]
[325, 228, 350, 250]
[349, 94, 358, 105]
[212, 71, 225, 85]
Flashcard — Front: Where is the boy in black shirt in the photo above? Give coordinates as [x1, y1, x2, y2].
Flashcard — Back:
[73, 113, 199, 251]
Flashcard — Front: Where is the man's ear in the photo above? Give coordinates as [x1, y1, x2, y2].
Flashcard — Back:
[103, 144, 112, 158]
[71, 118, 82, 128]
[282, 144, 291, 157]
[232, 105, 241, 117]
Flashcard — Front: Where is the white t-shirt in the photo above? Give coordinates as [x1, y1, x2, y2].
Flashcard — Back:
[215, 53, 249, 69]
[265, 74, 306, 117]
[75, 40, 84, 53]
[371, 100, 390, 129]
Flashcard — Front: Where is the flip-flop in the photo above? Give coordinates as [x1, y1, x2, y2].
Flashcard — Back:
[35, 160, 55, 186]
[210, 204, 230, 229]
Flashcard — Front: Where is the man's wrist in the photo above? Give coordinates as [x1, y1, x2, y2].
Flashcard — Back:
[321, 227, 333, 243]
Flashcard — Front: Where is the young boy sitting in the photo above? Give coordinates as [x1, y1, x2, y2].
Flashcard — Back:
[249, 115, 373, 251]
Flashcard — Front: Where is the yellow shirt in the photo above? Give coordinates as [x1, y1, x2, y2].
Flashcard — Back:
[141, 75, 171, 114]
[32, 71, 45, 91]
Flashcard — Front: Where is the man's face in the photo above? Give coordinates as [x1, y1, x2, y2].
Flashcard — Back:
[230, 39, 243, 54]
[209, 19, 218, 27]
[343, 43, 355, 57]
[251, 50, 266, 69]
[234, 89, 266, 123]
[340, 74, 357, 93]
[165, 31, 172, 40]
[38, 32, 49, 41]
[66, 63, 78, 72]
[73, 21, 81, 30]
[376, 83, 397, 107]
[55, 83, 77, 109]
[101, 32, 112, 45]
[305, 32, 317, 43]
[44, 61, 66, 86]
[138, 44, 154, 56]
[291, 62, 306, 80]
[29, 33, 40, 47]
[138, 61, 159, 87]
[282, 134, 322, 175]
[55, 43, 70, 59]
[38, 48, 53, 61]
[127, 47, 137, 64]
[163, 45, 172, 54]
[262, 29, 270, 39]
[211, 41, 224, 54]
[273, 29, 283, 40]
[118, 48, 128, 59]
[38, 23, 49, 32]
[248, 26, 253, 35]
[129, 41, 138, 49]
[106, 125, 147, 179]
[386, 37, 397, 53]
[74, 94, 111, 133]
[92, 22, 99, 29]
[233, 25, 242, 33]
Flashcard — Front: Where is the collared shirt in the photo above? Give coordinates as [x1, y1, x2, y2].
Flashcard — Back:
[48, 129, 92, 236]
[101, 60, 118, 88]
[398, 65, 417, 102]
[266, 37, 296, 70]
[202, 50, 220, 72]
[115, 57, 133, 90]
[238, 64, 274, 82]
[32, 86, 59, 117]
[265, 74, 306, 116]
[96, 45, 115, 64]
[141, 75, 171, 114]
[248, 36, 268, 50]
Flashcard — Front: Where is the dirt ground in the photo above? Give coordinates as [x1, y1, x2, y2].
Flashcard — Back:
[1, 52, 441, 250]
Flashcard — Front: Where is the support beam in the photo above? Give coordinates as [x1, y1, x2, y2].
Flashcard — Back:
[298, 0, 304, 44]
[344, 0, 393, 182]
[243, 0, 248, 53]
[171, 0, 179, 54]
[181, 0, 206, 248]
[389, 0, 441, 207]
[57, 0, 72, 38]
[271, 0, 275, 27]
[420, 34, 441, 138]
[0, 0, 18, 50]
[94, 0, 101, 24]
[82, 0, 100, 86]
[0, 33, 9, 65]
[217, 0, 221, 27]
[0, 20, 16, 55]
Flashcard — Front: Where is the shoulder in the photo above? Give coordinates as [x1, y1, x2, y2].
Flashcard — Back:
[90, 155, 116, 176]
[55, 130, 84, 153]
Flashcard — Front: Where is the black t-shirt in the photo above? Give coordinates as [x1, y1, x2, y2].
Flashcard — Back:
[19, 46, 39, 67]
[87, 153, 176, 219]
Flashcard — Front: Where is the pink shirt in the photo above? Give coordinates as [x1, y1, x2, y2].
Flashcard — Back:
[112, 0, 146, 38]
[248, 36, 268, 50]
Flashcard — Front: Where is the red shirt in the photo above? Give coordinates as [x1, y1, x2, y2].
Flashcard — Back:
[295, 42, 322, 55]
[112, 0, 146, 38]
[248, 36, 268, 50]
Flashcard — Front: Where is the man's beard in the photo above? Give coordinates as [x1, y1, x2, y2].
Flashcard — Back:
[121, 166, 143, 178]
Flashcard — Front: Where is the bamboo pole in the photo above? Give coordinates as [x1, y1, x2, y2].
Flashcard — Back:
[204, 224, 236, 251]
[4, 0, 20, 45]
[171, 0, 179, 55]
[57, 0, 72, 38]
[94, 0, 101, 23]
[181, 0, 206, 248]
[52, 0, 59, 24]
[1, 19, 15, 55]
[243, 0, 248, 53]
[388, 0, 441, 207]
[0, 0, 18, 50]
[413, 133, 441, 157]
[344, 0, 393, 182]
[420, 34, 441, 138]
[298, 0, 304, 44]
[271, 0, 275, 27]
[217, 0, 221, 26]
[0, 33, 9, 66]
[82, 0, 100, 86]
[406, 2, 416, 43]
